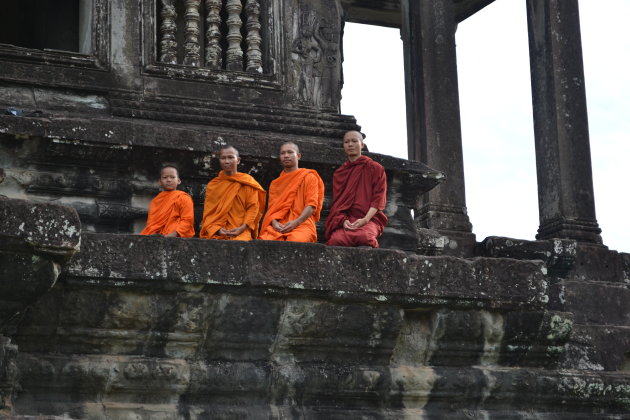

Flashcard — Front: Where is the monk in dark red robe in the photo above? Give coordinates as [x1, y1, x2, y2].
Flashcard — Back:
[140, 165, 195, 238]
[325, 131, 387, 247]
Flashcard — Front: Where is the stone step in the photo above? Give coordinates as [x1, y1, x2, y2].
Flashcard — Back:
[548, 279, 630, 326]
[567, 243, 630, 284]
[480, 237, 630, 284]
[560, 324, 630, 371]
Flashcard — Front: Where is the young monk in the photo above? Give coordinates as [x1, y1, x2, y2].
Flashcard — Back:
[199, 145, 266, 240]
[325, 130, 387, 248]
[140, 164, 195, 238]
[258, 142, 324, 242]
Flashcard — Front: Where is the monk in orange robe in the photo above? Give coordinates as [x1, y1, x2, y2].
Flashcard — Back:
[325, 131, 387, 248]
[259, 142, 324, 242]
[140, 165, 195, 238]
[199, 145, 266, 241]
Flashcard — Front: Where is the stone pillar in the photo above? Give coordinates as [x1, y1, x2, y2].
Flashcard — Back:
[401, 0, 474, 254]
[526, 0, 602, 244]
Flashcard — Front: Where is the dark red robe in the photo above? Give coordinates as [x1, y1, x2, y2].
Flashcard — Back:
[325, 155, 387, 247]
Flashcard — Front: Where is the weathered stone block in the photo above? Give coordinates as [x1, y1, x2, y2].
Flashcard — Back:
[551, 280, 630, 326]
[0, 336, 18, 415]
[499, 311, 573, 368]
[0, 197, 81, 329]
[481, 236, 577, 277]
[566, 243, 625, 283]
[621, 252, 630, 285]
[0, 197, 81, 262]
[560, 324, 630, 372]
[426, 310, 486, 366]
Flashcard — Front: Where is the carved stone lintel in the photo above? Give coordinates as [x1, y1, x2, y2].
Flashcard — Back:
[205, 0, 223, 69]
[245, 0, 263, 73]
[183, 0, 202, 66]
[159, 0, 178, 64]
[225, 0, 244, 71]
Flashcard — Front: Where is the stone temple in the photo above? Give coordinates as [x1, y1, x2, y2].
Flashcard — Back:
[0, 0, 629, 418]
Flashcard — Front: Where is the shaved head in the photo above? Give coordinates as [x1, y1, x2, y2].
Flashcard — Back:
[220, 145, 239, 157]
[344, 130, 365, 140]
[280, 142, 300, 154]
[160, 164, 180, 178]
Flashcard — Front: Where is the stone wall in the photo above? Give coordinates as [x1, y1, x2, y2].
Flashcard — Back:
[1, 1, 629, 418]
[1, 215, 628, 418]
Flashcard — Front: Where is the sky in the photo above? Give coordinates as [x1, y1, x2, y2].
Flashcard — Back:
[340, 0, 629, 253]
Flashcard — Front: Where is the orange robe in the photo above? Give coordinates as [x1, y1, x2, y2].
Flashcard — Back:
[259, 168, 324, 242]
[199, 171, 266, 241]
[140, 190, 195, 237]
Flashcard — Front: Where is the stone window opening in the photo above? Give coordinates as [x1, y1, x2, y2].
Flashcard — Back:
[157, 0, 266, 74]
[340, 22, 407, 159]
[0, 0, 93, 54]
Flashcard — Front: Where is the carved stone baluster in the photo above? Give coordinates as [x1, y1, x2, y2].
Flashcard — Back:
[183, 0, 202, 66]
[225, 0, 244, 71]
[159, 0, 178, 64]
[205, 0, 223, 69]
[245, 0, 263, 73]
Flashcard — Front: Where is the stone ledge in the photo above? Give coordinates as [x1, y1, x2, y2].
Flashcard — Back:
[548, 279, 630, 326]
[481, 236, 577, 277]
[0, 198, 81, 328]
[0, 115, 443, 189]
[64, 233, 549, 311]
[0, 197, 80, 262]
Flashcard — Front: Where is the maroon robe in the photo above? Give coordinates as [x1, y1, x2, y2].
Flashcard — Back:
[325, 155, 387, 247]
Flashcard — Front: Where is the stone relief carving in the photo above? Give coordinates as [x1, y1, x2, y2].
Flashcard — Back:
[292, 11, 323, 105]
[291, 4, 341, 110]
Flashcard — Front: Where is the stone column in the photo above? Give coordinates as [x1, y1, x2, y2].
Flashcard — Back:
[401, 0, 474, 254]
[526, 0, 602, 244]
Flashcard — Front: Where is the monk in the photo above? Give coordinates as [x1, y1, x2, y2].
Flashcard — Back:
[258, 142, 324, 242]
[325, 131, 387, 248]
[140, 165, 195, 238]
[199, 145, 266, 240]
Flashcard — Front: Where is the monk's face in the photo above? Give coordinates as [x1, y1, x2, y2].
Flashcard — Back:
[219, 147, 240, 175]
[160, 167, 181, 191]
[343, 131, 364, 161]
[279, 144, 301, 171]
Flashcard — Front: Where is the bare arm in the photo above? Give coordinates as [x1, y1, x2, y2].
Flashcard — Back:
[276, 205, 315, 233]
[344, 207, 378, 230]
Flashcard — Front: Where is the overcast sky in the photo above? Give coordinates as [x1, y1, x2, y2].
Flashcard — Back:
[340, 0, 629, 253]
